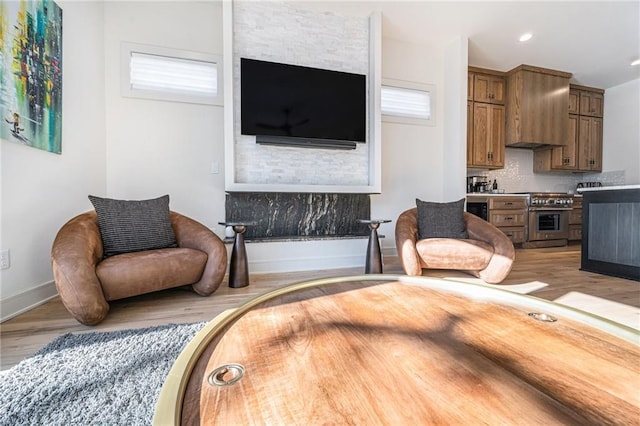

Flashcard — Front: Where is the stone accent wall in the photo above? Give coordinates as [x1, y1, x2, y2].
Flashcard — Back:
[232, 1, 370, 186]
[225, 192, 370, 240]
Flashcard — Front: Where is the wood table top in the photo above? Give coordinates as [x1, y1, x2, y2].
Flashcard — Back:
[153, 275, 640, 425]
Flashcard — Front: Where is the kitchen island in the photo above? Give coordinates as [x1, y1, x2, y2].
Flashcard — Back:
[578, 185, 640, 281]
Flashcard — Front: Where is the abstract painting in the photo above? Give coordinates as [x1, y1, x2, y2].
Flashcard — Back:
[0, 0, 62, 154]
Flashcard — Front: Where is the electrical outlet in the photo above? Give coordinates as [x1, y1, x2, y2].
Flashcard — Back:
[210, 161, 219, 174]
[0, 250, 10, 270]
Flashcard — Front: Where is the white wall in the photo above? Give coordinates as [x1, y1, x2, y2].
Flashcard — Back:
[603, 78, 640, 185]
[442, 36, 468, 199]
[0, 1, 106, 319]
[371, 38, 449, 251]
[103, 2, 226, 235]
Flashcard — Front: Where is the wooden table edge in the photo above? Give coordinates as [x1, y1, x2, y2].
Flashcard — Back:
[152, 274, 639, 425]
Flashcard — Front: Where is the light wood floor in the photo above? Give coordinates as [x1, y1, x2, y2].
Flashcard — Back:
[1, 244, 638, 370]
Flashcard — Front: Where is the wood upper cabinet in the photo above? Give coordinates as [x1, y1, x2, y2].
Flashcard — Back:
[579, 90, 604, 117]
[506, 65, 571, 147]
[470, 103, 505, 169]
[533, 114, 578, 172]
[467, 67, 506, 170]
[575, 86, 604, 171]
[469, 67, 506, 104]
[467, 101, 474, 166]
[560, 114, 579, 169]
[568, 89, 580, 114]
[535, 84, 605, 173]
[577, 116, 603, 171]
[473, 74, 505, 104]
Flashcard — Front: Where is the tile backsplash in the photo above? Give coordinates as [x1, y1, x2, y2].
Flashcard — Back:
[468, 149, 626, 194]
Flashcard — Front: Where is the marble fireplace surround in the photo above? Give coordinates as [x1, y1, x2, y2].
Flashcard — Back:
[225, 192, 371, 241]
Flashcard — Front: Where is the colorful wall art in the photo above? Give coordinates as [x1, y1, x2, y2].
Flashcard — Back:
[0, 0, 63, 154]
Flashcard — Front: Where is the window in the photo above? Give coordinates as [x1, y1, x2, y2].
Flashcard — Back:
[381, 79, 435, 125]
[121, 42, 223, 105]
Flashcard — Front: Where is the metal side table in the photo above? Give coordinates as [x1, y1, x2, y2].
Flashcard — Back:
[357, 219, 391, 274]
[219, 222, 254, 288]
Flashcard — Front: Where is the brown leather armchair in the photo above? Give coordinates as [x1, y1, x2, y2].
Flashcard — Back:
[395, 208, 515, 284]
[51, 211, 227, 325]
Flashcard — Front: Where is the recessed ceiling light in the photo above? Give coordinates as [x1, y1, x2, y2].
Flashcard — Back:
[632, 58, 640, 66]
[519, 33, 533, 42]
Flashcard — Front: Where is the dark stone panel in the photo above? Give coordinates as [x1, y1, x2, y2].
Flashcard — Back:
[225, 192, 370, 239]
[581, 188, 640, 281]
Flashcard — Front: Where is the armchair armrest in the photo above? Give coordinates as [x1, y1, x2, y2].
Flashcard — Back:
[170, 212, 227, 296]
[395, 208, 422, 276]
[465, 212, 515, 283]
[51, 211, 110, 325]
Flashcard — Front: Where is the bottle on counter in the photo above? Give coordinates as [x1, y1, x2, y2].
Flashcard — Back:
[492, 179, 498, 191]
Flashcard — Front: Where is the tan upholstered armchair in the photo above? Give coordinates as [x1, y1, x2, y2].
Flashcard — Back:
[395, 208, 515, 284]
[51, 211, 227, 325]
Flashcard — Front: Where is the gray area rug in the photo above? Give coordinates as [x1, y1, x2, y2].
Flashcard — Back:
[0, 322, 206, 425]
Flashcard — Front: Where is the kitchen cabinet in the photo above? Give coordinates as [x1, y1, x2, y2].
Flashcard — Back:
[467, 68, 506, 169]
[467, 101, 474, 166]
[568, 89, 580, 114]
[488, 197, 527, 244]
[577, 116, 603, 172]
[469, 103, 505, 169]
[575, 86, 604, 172]
[533, 85, 604, 173]
[533, 114, 579, 172]
[506, 65, 572, 148]
[578, 89, 604, 117]
[472, 73, 505, 104]
[569, 196, 582, 241]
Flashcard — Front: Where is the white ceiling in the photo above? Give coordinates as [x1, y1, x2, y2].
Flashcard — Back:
[304, 1, 640, 89]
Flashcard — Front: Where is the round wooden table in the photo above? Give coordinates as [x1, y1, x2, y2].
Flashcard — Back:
[154, 275, 640, 425]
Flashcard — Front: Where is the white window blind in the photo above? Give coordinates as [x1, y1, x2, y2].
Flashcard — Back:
[130, 52, 217, 96]
[381, 86, 431, 119]
[121, 42, 223, 106]
[380, 79, 435, 125]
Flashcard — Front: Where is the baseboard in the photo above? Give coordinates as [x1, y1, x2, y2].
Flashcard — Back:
[249, 253, 365, 274]
[382, 246, 398, 257]
[0, 281, 58, 323]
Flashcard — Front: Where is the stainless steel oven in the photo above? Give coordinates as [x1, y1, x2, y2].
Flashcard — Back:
[528, 209, 570, 241]
[521, 193, 573, 248]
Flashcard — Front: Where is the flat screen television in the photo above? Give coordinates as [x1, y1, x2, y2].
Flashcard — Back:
[240, 58, 366, 149]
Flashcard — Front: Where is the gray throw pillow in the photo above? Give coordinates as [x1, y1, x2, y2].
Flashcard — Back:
[416, 198, 468, 240]
[89, 194, 177, 257]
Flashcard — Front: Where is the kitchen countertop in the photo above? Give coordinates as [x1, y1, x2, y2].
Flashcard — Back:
[577, 184, 640, 193]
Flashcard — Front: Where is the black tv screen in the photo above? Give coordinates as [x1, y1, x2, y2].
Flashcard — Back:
[240, 58, 366, 145]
